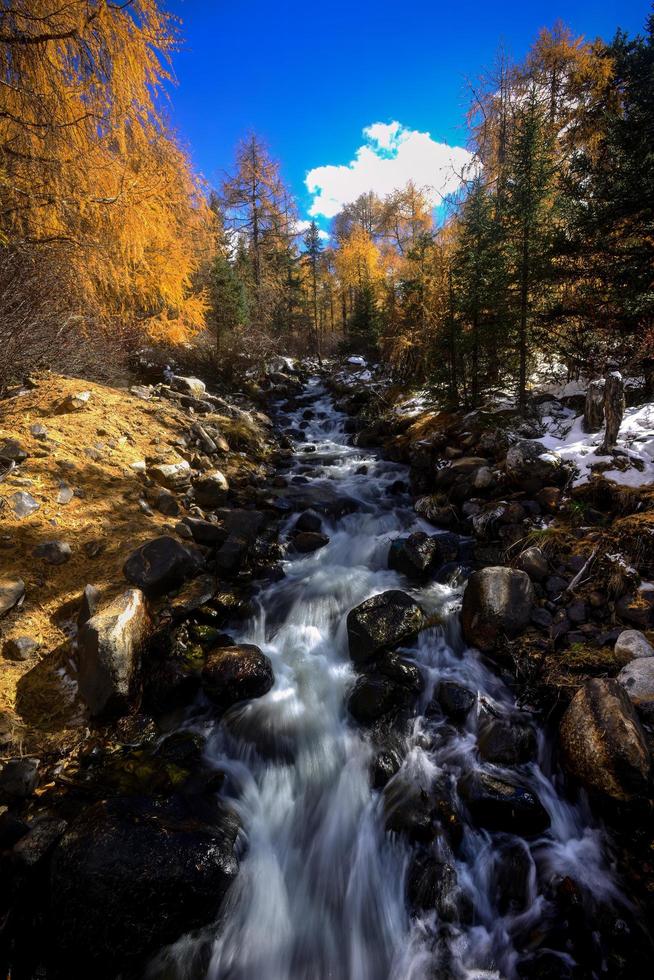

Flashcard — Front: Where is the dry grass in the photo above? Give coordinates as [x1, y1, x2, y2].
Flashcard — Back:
[0, 374, 267, 745]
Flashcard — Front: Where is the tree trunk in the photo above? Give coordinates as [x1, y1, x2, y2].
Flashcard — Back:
[599, 371, 625, 454]
[583, 379, 605, 433]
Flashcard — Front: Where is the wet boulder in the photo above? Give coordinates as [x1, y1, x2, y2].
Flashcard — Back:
[201, 644, 274, 709]
[559, 678, 650, 801]
[295, 509, 322, 533]
[618, 657, 654, 721]
[461, 567, 535, 652]
[505, 440, 566, 492]
[77, 589, 150, 717]
[435, 681, 477, 723]
[182, 516, 229, 546]
[388, 531, 445, 582]
[406, 854, 468, 921]
[515, 546, 549, 582]
[458, 770, 550, 836]
[49, 795, 239, 975]
[477, 716, 537, 765]
[123, 536, 202, 596]
[490, 839, 534, 915]
[347, 590, 427, 664]
[348, 673, 413, 726]
[384, 772, 462, 848]
[291, 531, 329, 553]
[348, 654, 423, 726]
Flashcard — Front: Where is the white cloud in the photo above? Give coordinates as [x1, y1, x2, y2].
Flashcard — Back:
[306, 121, 476, 219]
[294, 219, 330, 241]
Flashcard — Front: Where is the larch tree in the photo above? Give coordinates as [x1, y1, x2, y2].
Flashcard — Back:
[303, 221, 323, 360]
[0, 0, 210, 358]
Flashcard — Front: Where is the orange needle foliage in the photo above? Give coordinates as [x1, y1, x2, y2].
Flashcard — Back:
[0, 0, 209, 346]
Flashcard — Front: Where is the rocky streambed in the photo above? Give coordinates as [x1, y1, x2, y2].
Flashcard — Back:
[1, 366, 653, 979]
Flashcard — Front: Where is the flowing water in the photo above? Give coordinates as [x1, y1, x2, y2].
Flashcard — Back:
[148, 377, 633, 980]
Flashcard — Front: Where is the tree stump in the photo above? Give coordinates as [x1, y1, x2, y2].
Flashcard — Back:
[599, 370, 625, 454]
[584, 379, 605, 432]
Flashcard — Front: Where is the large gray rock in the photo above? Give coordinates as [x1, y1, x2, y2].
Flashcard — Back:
[170, 375, 206, 398]
[49, 795, 239, 973]
[77, 589, 150, 717]
[193, 469, 229, 508]
[461, 567, 535, 652]
[559, 678, 650, 801]
[347, 590, 427, 664]
[148, 460, 192, 491]
[505, 440, 565, 492]
[0, 578, 25, 618]
[123, 536, 201, 595]
[615, 629, 654, 660]
[618, 657, 654, 721]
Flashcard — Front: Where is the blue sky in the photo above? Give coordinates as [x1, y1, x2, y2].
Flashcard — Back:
[165, 0, 651, 225]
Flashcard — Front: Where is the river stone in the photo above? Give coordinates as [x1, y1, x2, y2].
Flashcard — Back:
[9, 490, 40, 517]
[182, 516, 229, 546]
[170, 375, 206, 398]
[458, 770, 550, 836]
[149, 460, 192, 491]
[414, 495, 458, 529]
[77, 589, 150, 717]
[388, 532, 444, 582]
[3, 635, 38, 661]
[615, 629, 654, 660]
[295, 509, 322, 533]
[436, 681, 477, 722]
[461, 567, 535, 652]
[348, 655, 422, 726]
[505, 440, 565, 492]
[406, 855, 463, 920]
[55, 390, 91, 413]
[559, 678, 650, 801]
[49, 795, 239, 973]
[347, 590, 427, 664]
[201, 644, 274, 708]
[0, 757, 39, 804]
[477, 717, 537, 765]
[617, 657, 654, 721]
[0, 578, 25, 618]
[515, 546, 549, 582]
[348, 673, 414, 725]
[291, 531, 329, 553]
[193, 469, 230, 508]
[491, 839, 534, 915]
[123, 535, 202, 595]
[33, 540, 72, 565]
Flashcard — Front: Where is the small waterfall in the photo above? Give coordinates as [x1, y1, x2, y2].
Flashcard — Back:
[147, 378, 628, 980]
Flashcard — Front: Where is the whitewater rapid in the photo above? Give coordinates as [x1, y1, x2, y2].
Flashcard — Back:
[147, 377, 624, 980]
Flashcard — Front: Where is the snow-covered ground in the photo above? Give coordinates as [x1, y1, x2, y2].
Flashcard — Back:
[538, 401, 654, 488]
